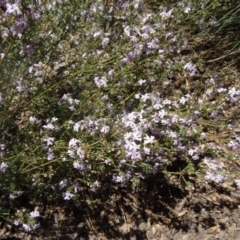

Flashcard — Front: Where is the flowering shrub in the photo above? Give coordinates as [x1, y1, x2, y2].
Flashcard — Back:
[0, 0, 240, 233]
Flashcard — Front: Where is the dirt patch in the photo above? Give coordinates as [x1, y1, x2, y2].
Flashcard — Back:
[1, 177, 240, 240]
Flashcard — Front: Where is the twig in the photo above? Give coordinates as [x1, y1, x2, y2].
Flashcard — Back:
[206, 48, 240, 63]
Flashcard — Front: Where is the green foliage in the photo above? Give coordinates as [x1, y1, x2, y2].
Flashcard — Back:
[0, 0, 240, 231]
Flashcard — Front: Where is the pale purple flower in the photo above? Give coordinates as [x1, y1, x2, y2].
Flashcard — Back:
[94, 76, 108, 88]
[73, 183, 81, 193]
[141, 25, 155, 34]
[23, 223, 32, 232]
[69, 138, 80, 147]
[9, 191, 23, 199]
[141, 93, 150, 102]
[101, 125, 110, 133]
[16, 84, 28, 92]
[19, 44, 35, 56]
[124, 26, 131, 37]
[209, 17, 217, 26]
[92, 180, 100, 187]
[147, 39, 159, 49]
[63, 191, 74, 200]
[73, 161, 90, 172]
[205, 172, 226, 183]
[162, 99, 172, 105]
[130, 35, 137, 43]
[68, 149, 75, 158]
[126, 148, 141, 160]
[138, 79, 146, 85]
[192, 154, 200, 160]
[228, 140, 240, 150]
[228, 87, 240, 102]
[217, 87, 227, 93]
[161, 118, 170, 125]
[73, 121, 82, 132]
[32, 222, 41, 230]
[104, 159, 111, 165]
[73, 161, 82, 170]
[76, 147, 84, 159]
[208, 77, 215, 84]
[0, 162, 8, 173]
[179, 96, 188, 104]
[93, 30, 102, 38]
[183, 62, 197, 76]
[5, 2, 21, 16]
[131, 130, 142, 141]
[47, 148, 54, 161]
[10, 15, 29, 38]
[143, 147, 150, 155]
[160, 9, 173, 19]
[184, 6, 191, 13]
[59, 179, 67, 189]
[141, 13, 152, 24]
[144, 135, 155, 144]
[101, 37, 109, 47]
[188, 147, 199, 156]
[234, 179, 240, 188]
[43, 136, 55, 146]
[167, 130, 178, 138]
[51, 117, 58, 122]
[170, 114, 179, 124]
[0, 92, 4, 105]
[112, 175, 124, 183]
[14, 219, 20, 226]
[43, 123, 55, 130]
[203, 157, 221, 170]
[90, 180, 100, 192]
[30, 210, 40, 218]
[206, 89, 213, 96]
[158, 109, 167, 118]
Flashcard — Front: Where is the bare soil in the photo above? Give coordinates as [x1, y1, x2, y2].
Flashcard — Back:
[1, 175, 240, 240]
